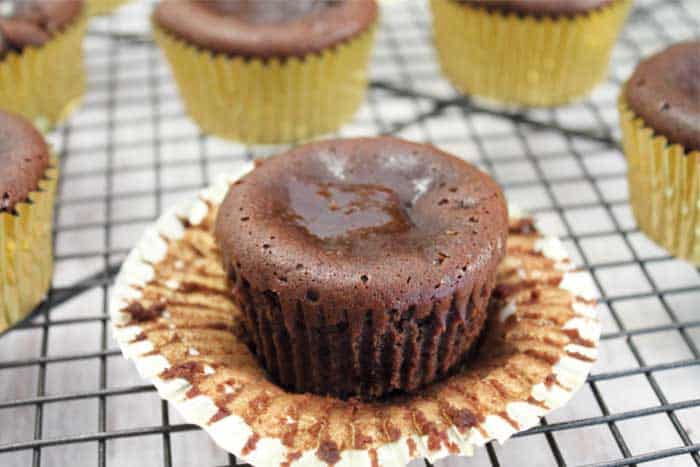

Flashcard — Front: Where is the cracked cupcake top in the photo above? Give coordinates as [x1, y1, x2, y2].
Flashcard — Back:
[215, 136, 509, 317]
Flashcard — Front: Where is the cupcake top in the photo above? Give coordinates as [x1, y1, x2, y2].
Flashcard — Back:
[467, 0, 614, 17]
[0, 0, 83, 55]
[0, 110, 50, 212]
[153, 0, 378, 58]
[215, 137, 508, 313]
[625, 41, 700, 151]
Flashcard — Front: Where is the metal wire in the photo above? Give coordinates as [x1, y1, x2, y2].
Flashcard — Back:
[1, 0, 699, 466]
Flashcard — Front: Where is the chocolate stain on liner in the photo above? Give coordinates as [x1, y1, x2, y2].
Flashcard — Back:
[177, 280, 230, 297]
[406, 437, 417, 457]
[443, 405, 479, 431]
[563, 328, 596, 348]
[123, 301, 166, 322]
[544, 373, 572, 392]
[527, 396, 550, 410]
[369, 448, 379, 467]
[440, 388, 488, 438]
[281, 451, 302, 467]
[132, 332, 147, 342]
[497, 411, 520, 430]
[208, 383, 242, 425]
[566, 351, 596, 363]
[282, 419, 299, 448]
[209, 407, 231, 424]
[413, 409, 459, 453]
[160, 361, 204, 381]
[524, 349, 561, 366]
[544, 374, 558, 388]
[316, 439, 341, 465]
[243, 393, 272, 425]
[149, 298, 229, 313]
[354, 430, 373, 449]
[241, 433, 260, 456]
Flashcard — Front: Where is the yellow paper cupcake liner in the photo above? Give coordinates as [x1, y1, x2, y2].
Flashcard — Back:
[430, 0, 632, 107]
[0, 158, 58, 332]
[619, 95, 700, 265]
[153, 22, 376, 144]
[87, 0, 130, 16]
[0, 15, 87, 127]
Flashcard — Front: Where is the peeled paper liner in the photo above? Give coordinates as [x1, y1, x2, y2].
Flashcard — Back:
[619, 94, 700, 265]
[430, 0, 632, 107]
[110, 163, 600, 467]
[0, 15, 87, 127]
[0, 157, 58, 333]
[152, 22, 376, 144]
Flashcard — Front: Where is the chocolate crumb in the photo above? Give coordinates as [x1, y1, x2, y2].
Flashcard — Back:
[160, 361, 203, 381]
[124, 301, 166, 322]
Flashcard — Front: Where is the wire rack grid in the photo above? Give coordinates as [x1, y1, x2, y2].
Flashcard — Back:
[0, 0, 699, 466]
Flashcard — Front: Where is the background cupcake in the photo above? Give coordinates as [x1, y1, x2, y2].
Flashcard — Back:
[0, 0, 87, 127]
[619, 41, 700, 265]
[431, 0, 632, 106]
[153, 0, 378, 144]
[85, 0, 130, 16]
[0, 110, 57, 332]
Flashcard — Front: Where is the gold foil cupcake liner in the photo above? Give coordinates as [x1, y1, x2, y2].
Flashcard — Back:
[111, 167, 600, 466]
[619, 95, 700, 265]
[153, 22, 376, 144]
[0, 158, 58, 332]
[430, 0, 632, 107]
[86, 0, 130, 16]
[0, 15, 87, 127]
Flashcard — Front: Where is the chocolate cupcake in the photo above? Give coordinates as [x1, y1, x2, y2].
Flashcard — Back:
[214, 137, 508, 399]
[0, 0, 87, 126]
[619, 41, 700, 264]
[0, 110, 58, 332]
[152, 0, 378, 144]
[85, 0, 129, 16]
[431, 0, 632, 106]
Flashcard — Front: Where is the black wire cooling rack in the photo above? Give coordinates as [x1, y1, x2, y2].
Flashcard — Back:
[1, 0, 699, 466]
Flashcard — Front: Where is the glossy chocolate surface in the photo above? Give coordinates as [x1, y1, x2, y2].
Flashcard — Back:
[284, 180, 413, 240]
